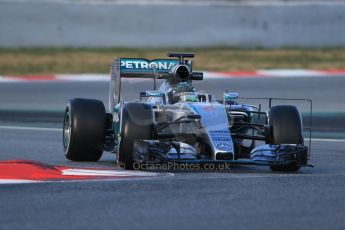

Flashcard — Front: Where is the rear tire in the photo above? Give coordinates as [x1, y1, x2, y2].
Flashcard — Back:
[118, 103, 154, 169]
[63, 98, 106, 161]
[267, 105, 303, 172]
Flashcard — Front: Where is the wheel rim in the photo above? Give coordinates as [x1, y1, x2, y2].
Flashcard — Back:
[63, 110, 71, 152]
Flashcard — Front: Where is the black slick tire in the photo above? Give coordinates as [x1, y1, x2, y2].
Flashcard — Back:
[63, 98, 106, 161]
[118, 103, 154, 169]
[267, 105, 303, 172]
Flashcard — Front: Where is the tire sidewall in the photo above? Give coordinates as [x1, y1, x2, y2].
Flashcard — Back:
[268, 105, 303, 145]
[63, 98, 106, 161]
[118, 103, 154, 169]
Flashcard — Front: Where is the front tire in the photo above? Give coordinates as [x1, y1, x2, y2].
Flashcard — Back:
[267, 105, 303, 172]
[118, 103, 154, 169]
[63, 98, 106, 161]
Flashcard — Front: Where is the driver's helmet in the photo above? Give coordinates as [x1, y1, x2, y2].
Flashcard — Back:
[171, 82, 198, 103]
[177, 92, 199, 102]
[173, 81, 194, 93]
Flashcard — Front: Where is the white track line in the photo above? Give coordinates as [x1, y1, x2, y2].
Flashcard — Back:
[305, 138, 345, 143]
[0, 125, 61, 132]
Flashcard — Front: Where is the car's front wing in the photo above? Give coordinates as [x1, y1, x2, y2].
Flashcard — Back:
[133, 140, 311, 168]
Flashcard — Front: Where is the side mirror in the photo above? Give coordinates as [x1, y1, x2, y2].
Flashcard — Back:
[224, 92, 239, 100]
[223, 92, 239, 105]
[140, 91, 165, 102]
[142, 91, 164, 97]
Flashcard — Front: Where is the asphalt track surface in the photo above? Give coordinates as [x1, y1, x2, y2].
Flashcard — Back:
[0, 76, 344, 230]
[0, 127, 344, 230]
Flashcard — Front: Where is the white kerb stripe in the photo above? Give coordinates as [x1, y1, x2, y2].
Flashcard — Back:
[0, 179, 40, 184]
[61, 169, 158, 177]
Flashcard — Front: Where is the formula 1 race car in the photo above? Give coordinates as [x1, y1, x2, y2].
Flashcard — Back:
[63, 53, 312, 171]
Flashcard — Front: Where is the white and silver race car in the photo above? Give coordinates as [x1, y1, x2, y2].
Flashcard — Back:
[63, 53, 312, 171]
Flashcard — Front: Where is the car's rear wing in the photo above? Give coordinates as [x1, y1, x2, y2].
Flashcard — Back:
[118, 58, 192, 78]
[109, 58, 190, 111]
[109, 55, 202, 111]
